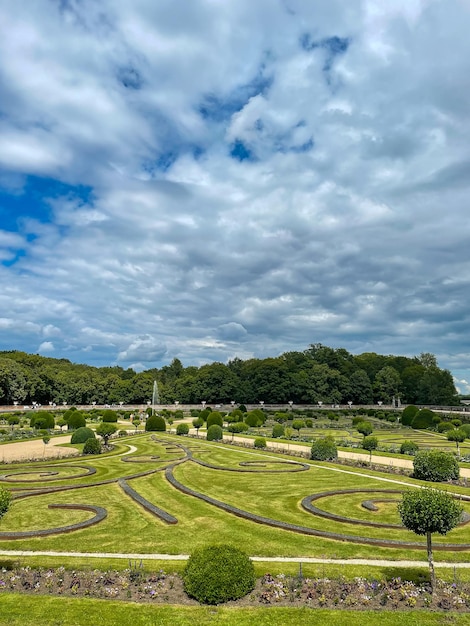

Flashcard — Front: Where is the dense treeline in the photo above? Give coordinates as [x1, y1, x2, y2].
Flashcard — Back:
[0, 345, 458, 406]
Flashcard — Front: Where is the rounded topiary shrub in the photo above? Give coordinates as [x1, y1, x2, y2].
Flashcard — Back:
[183, 544, 255, 605]
[437, 421, 455, 433]
[176, 423, 189, 435]
[411, 409, 435, 430]
[207, 412, 223, 428]
[0, 486, 11, 519]
[413, 449, 459, 482]
[311, 437, 338, 461]
[400, 440, 419, 456]
[401, 405, 419, 426]
[101, 409, 118, 423]
[71, 427, 96, 444]
[145, 415, 166, 432]
[83, 437, 101, 455]
[254, 437, 266, 448]
[272, 423, 285, 438]
[66, 411, 86, 430]
[207, 424, 223, 441]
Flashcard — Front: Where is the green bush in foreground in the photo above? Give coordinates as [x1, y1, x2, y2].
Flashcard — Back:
[206, 424, 223, 441]
[311, 436, 338, 461]
[183, 544, 255, 604]
[254, 437, 266, 448]
[272, 423, 285, 438]
[71, 427, 96, 444]
[83, 437, 101, 455]
[413, 449, 459, 482]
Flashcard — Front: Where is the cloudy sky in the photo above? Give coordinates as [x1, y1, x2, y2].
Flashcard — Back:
[0, 0, 469, 390]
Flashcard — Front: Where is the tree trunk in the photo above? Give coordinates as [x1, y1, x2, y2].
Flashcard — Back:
[427, 531, 435, 591]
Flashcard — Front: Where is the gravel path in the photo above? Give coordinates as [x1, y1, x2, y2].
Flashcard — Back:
[0, 549, 468, 568]
[0, 435, 78, 462]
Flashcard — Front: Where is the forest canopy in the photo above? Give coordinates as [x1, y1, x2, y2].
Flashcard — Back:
[0, 346, 458, 406]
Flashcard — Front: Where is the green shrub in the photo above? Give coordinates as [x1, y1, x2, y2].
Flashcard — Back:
[401, 405, 419, 426]
[118, 429, 127, 436]
[183, 544, 255, 605]
[437, 421, 455, 433]
[176, 423, 189, 435]
[238, 404, 247, 413]
[305, 419, 313, 428]
[0, 486, 11, 519]
[71, 427, 95, 444]
[30, 411, 55, 430]
[272, 423, 285, 438]
[228, 421, 249, 434]
[400, 440, 419, 455]
[207, 424, 223, 441]
[83, 437, 101, 455]
[207, 412, 223, 428]
[311, 437, 338, 461]
[451, 419, 462, 427]
[413, 449, 459, 482]
[411, 409, 435, 429]
[254, 437, 266, 449]
[66, 411, 86, 430]
[145, 415, 166, 432]
[101, 409, 118, 423]
[174, 410, 184, 420]
[460, 423, 470, 437]
[351, 416, 364, 426]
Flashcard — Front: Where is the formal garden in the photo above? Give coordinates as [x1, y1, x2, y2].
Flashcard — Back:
[1, 402, 470, 623]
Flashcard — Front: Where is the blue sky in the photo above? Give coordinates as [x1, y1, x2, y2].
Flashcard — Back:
[1, 0, 470, 392]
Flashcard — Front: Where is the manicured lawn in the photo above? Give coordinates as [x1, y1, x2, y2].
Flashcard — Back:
[1, 594, 469, 626]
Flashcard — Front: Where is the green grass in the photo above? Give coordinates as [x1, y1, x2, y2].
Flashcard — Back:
[1, 433, 470, 564]
[1, 594, 469, 626]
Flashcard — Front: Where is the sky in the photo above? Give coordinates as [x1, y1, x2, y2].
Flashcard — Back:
[0, 0, 469, 392]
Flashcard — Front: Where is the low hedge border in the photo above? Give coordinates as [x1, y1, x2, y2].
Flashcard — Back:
[0, 464, 96, 483]
[118, 479, 177, 524]
[0, 503, 107, 539]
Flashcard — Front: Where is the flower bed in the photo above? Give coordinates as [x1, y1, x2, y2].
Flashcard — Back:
[1, 565, 469, 611]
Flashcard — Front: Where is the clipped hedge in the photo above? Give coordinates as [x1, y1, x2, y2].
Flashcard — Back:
[207, 424, 223, 441]
[176, 423, 189, 435]
[145, 415, 166, 432]
[83, 438, 101, 455]
[183, 544, 255, 605]
[254, 437, 266, 449]
[400, 440, 419, 456]
[71, 427, 96, 444]
[207, 412, 223, 428]
[0, 486, 11, 519]
[401, 405, 419, 426]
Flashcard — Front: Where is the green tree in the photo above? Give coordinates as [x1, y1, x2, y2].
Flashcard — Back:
[96, 422, 117, 446]
[447, 428, 467, 458]
[362, 435, 378, 464]
[291, 419, 305, 436]
[192, 417, 204, 437]
[349, 369, 373, 404]
[374, 366, 401, 403]
[398, 488, 462, 589]
[356, 421, 373, 437]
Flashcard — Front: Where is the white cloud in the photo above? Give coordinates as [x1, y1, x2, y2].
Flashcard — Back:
[0, 0, 468, 381]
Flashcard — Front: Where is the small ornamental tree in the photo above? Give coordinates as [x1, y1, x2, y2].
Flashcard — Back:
[292, 419, 305, 436]
[401, 405, 419, 426]
[176, 423, 189, 436]
[207, 412, 223, 428]
[96, 422, 117, 446]
[447, 428, 467, 458]
[192, 417, 204, 437]
[145, 415, 166, 432]
[83, 437, 101, 455]
[362, 435, 378, 464]
[398, 488, 463, 589]
[71, 427, 96, 444]
[356, 421, 373, 437]
[0, 486, 11, 520]
[413, 450, 459, 482]
[207, 424, 223, 441]
[400, 440, 419, 456]
[183, 544, 255, 605]
[311, 437, 338, 461]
